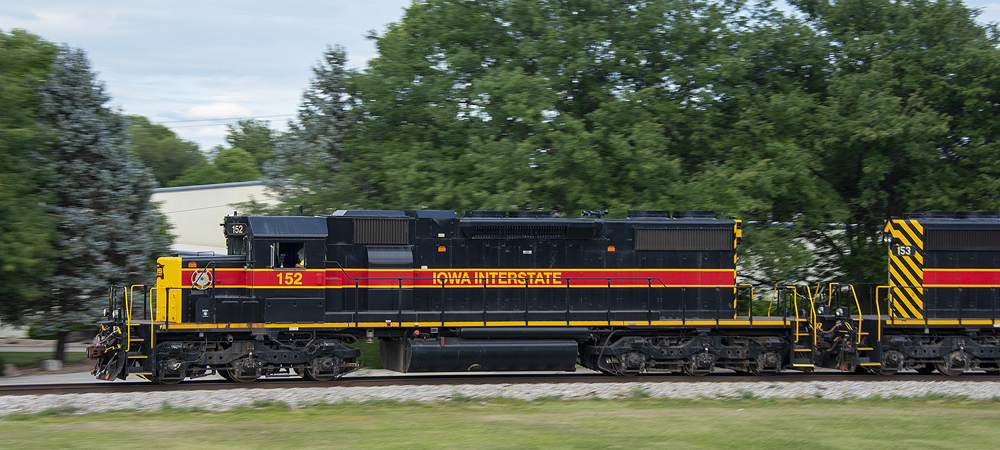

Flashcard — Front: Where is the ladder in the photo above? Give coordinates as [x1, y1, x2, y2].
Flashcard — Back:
[123, 285, 154, 376]
[791, 317, 814, 369]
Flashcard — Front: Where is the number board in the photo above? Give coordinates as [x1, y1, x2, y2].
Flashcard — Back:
[894, 245, 915, 256]
[226, 222, 248, 237]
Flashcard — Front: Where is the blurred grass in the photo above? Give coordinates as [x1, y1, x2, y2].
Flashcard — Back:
[358, 339, 381, 369]
[2, 397, 1000, 449]
[0, 352, 86, 368]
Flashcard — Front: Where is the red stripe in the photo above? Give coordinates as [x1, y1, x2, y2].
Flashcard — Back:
[923, 269, 1000, 286]
[181, 268, 735, 288]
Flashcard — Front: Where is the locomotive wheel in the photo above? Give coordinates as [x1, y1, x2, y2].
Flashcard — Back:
[149, 376, 183, 385]
[226, 366, 258, 383]
[227, 358, 260, 383]
[682, 362, 709, 377]
[219, 368, 235, 382]
[935, 363, 964, 377]
[304, 356, 339, 382]
[876, 350, 903, 376]
[304, 367, 336, 382]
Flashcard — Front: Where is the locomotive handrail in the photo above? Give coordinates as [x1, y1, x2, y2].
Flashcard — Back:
[796, 285, 818, 345]
[343, 273, 734, 327]
[329, 260, 356, 280]
[874, 285, 887, 341]
[848, 284, 864, 344]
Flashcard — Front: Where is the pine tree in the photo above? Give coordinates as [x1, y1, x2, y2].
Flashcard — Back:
[263, 45, 361, 215]
[36, 47, 171, 360]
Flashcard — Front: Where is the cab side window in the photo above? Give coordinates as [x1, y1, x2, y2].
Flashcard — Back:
[271, 242, 305, 268]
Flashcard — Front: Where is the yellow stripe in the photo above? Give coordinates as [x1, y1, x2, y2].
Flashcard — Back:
[892, 229, 912, 246]
[925, 268, 1000, 272]
[887, 319, 996, 326]
[376, 268, 737, 273]
[890, 263, 921, 293]
[898, 220, 924, 248]
[890, 299, 913, 319]
[199, 283, 744, 290]
[901, 286, 925, 310]
[896, 288, 923, 316]
[899, 257, 923, 283]
[910, 220, 923, 235]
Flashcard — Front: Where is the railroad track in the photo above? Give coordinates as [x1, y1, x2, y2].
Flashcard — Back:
[3, 371, 1000, 396]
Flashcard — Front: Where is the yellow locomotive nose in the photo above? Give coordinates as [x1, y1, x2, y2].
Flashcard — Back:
[155, 256, 183, 323]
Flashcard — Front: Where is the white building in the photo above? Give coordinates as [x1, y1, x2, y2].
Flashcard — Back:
[152, 181, 280, 254]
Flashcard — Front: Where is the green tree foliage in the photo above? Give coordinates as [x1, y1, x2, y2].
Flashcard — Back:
[262, 46, 362, 215]
[35, 47, 171, 360]
[127, 115, 205, 186]
[262, 0, 1000, 286]
[0, 30, 58, 324]
[226, 119, 277, 171]
[168, 147, 262, 187]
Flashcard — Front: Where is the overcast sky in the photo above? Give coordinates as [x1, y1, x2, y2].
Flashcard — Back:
[3, 0, 1000, 152]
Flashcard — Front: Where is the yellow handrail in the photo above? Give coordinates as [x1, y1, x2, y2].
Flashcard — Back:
[806, 285, 818, 346]
[875, 285, 888, 341]
[789, 286, 801, 343]
[767, 287, 778, 316]
[848, 284, 864, 344]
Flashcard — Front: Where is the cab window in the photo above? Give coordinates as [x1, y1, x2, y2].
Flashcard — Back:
[270, 242, 305, 268]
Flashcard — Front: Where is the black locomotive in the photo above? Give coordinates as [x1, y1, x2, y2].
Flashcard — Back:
[87, 210, 1000, 383]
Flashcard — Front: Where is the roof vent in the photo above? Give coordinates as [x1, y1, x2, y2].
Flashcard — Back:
[627, 210, 672, 219]
[907, 211, 957, 219]
[956, 211, 1000, 219]
[507, 211, 552, 218]
[673, 210, 716, 219]
[462, 210, 506, 218]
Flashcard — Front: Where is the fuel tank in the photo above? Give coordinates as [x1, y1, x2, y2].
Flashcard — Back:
[380, 337, 579, 373]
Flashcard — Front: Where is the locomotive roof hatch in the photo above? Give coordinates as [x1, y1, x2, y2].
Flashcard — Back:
[246, 216, 329, 238]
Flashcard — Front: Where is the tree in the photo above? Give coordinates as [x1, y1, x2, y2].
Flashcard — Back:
[344, 0, 826, 215]
[774, 0, 1000, 282]
[262, 45, 361, 215]
[168, 147, 262, 187]
[260, 0, 1000, 288]
[127, 115, 205, 186]
[35, 47, 171, 360]
[226, 119, 277, 171]
[0, 29, 58, 325]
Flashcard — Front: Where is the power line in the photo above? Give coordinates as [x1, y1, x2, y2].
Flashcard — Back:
[157, 114, 294, 124]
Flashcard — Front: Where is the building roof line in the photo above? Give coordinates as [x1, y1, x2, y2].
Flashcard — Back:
[153, 180, 263, 194]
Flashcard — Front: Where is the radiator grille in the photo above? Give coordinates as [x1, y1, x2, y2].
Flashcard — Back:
[635, 229, 733, 251]
[469, 225, 567, 240]
[354, 219, 409, 244]
[925, 230, 1000, 251]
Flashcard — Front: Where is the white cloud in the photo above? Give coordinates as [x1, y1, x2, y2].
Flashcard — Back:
[1, 0, 412, 151]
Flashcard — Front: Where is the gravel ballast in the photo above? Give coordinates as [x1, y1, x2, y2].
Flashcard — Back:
[2, 380, 1000, 416]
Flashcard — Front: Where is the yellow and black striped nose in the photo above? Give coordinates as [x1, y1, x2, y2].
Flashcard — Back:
[885, 219, 924, 319]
